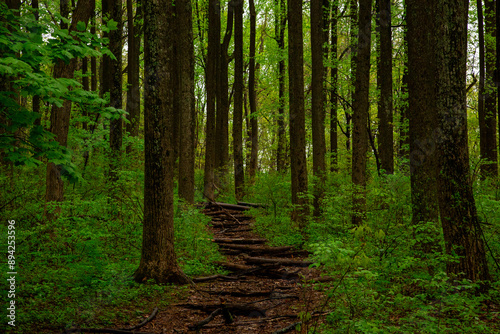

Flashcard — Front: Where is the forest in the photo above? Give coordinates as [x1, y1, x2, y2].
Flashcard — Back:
[1, 0, 500, 332]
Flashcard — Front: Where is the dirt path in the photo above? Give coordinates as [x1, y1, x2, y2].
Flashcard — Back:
[143, 203, 327, 333]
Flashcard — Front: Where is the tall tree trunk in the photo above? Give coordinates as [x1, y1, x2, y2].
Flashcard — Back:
[482, 0, 498, 177]
[204, 0, 220, 200]
[45, 0, 94, 214]
[288, 0, 309, 227]
[177, 0, 196, 204]
[399, 1, 409, 169]
[407, 0, 439, 246]
[248, 0, 258, 181]
[32, 0, 41, 129]
[234, 0, 245, 200]
[377, 0, 393, 174]
[215, 2, 233, 186]
[134, 0, 189, 285]
[82, 56, 89, 130]
[347, 0, 357, 152]
[103, 0, 123, 181]
[435, 0, 490, 283]
[351, 0, 371, 225]
[311, 0, 326, 216]
[276, 0, 287, 173]
[330, 0, 338, 173]
[126, 0, 141, 151]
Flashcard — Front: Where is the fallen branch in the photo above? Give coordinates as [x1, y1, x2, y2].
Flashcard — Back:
[209, 202, 252, 211]
[120, 307, 158, 331]
[213, 237, 267, 244]
[219, 244, 294, 255]
[237, 201, 267, 209]
[272, 321, 302, 334]
[188, 308, 222, 331]
[192, 274, 239, 283]
[178, 303, 266, 317]
[243, 255, 313, 267]
[64, 329, 154, 334]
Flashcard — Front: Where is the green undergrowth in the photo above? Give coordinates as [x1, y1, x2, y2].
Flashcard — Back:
[0, 161, 225, 333]
[244, 171, 500, 333]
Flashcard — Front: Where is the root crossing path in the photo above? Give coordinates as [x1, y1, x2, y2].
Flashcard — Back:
[147, 202, 328, 333]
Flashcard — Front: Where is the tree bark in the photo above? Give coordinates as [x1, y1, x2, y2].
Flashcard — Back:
[276, 0, 287, 173]
[482, 0, 498, 177]
[435, 0, 490, 283]
[377, 0, 393, 174]
[134, 0, 189, 285]
[330, 0, 338, 173]
[346, 0, 357, 152]
[407, 0, 439, 242]
[234, 0, 245, 200]
[45, 0, 94, 213]
[215, 2, 233, 185]
[126, 0, 141, 151]
[288, 0, 309, 227]
[311, 0, 326, 217]
[351, 0, 371, 225]
[103, 0, 123, 181]
[204, 0, 220, 200]
[248, 0, 258, 182]
[177, 0, 196, 204]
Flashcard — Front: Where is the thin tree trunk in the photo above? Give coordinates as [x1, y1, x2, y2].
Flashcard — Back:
[134, 0, 190, 285]
[435, 0, 490, 283]
[276, 0, 287, 172]
[311, 0, 326, 217]
[351, 0, 371, 225]
[347, 0, 357, 152]
[399, 1, 409, 170]
[330, 0, 338, 173]
[248, 0, 258, 181]
[288, 0, 309, 227]
[104, 0, 123, 181]
[45, 0, 94, 215]
[126, 0, 141, 152]
[234, 0, 245, 200]
[377, 0, 393, 174]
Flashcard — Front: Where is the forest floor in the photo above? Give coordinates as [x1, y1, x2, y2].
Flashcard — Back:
[134, 202, 328, 333]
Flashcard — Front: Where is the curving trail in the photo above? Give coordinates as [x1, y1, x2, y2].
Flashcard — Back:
[146, 202, 328, 333]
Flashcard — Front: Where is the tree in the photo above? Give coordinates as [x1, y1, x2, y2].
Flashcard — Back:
[480, 0, 498, 177]
[434, 0, 490, 283]
[376, 0, 393, 174]
[103, 0, 123, 181]
[311, 0, 326, 216]
[288, 0, 309, 226]
[177, 0, 196, 204]
[126, 0, 142, 150]
[407, 0, 439, 240]
[215, 2, 233, 185]
[346, 0, 357, 152]
[234, 0, 245, 200]
[329, 0, 338, 172]
[248, 0, 259, 182]
[203, 0, 220, 200]
[134, 0, 190, 284]
[45, 0, 95, 213]
[275, 0, 287, 173]
[351, 0, 371, 225]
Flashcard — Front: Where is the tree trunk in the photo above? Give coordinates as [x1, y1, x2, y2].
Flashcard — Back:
[347, 0, 357, 152]
[330, 0, 338, 173]
[215, 2, 233, 186]
[103, 0, 123, 181]
[134, 0, 189, 285]
[177, 0, 196, 204]
[126, 0, 141, 151]
[399, 2, 409, 170]
[204, 0, 220, 200]
[288, 0, 309, 227]
[407, 0, 439, 246]
[435, 0, 490, 283]
[234, 0, 245, 200]
[276, 0, 287, 173]
[45, 0, 94, 214]
[482, 0, 498, 177]
[311, 0, 326, 217]
[351, 0, 371, 225]
[248, 0, 258, 182]
[377, 0, 393, 174]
